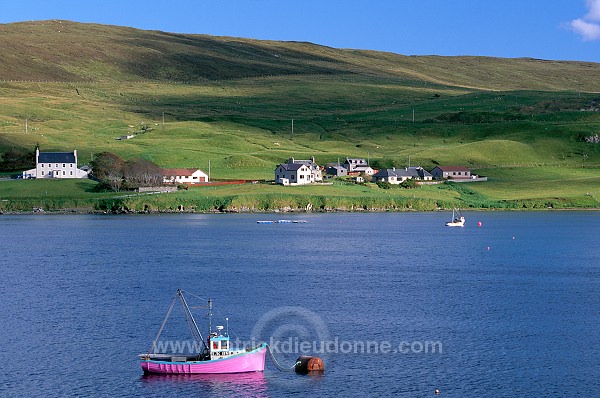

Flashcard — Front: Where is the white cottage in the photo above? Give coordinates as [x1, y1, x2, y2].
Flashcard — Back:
[343, 158, 374, 175]
[162, 168, 209, 184]
[286, 157, 323, 182]
[275, 163, 313, 185]
[23, 147, 89, 179]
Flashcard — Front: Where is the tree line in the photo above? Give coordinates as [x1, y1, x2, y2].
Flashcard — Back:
[0, 148, 34, 171]
[91, 152, 163, 191]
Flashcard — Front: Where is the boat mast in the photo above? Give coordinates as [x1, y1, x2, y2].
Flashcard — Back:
[208, 298, 213, 337]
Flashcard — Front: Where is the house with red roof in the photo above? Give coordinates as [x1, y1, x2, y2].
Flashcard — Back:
[162, 168, 209, 184]
[430, 166, 472, 179]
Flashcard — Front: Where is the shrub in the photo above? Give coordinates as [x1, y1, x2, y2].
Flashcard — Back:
[400, 179, 418, 189]
[376, 180, 393, 189]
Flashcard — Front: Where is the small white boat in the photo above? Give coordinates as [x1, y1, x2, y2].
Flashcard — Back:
[445, 209, 465, 227]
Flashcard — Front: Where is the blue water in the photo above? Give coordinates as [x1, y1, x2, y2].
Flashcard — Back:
[0, 212, 599, 397]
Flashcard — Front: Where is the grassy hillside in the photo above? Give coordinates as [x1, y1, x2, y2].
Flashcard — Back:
[0, 20, 599, 210]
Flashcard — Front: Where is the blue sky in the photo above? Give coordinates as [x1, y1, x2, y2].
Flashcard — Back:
[2, 0, 599, 62]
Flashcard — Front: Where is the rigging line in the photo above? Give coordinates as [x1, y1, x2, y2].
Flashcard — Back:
[147, 293, 178, 355]
[212, 307, 241, 341]
[266, 345, 295, 372]
[180, 289, 208, 303]
[178, 290, 208, 351]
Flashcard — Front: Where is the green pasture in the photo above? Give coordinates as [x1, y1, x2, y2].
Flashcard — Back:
[1, 21, 600, 209]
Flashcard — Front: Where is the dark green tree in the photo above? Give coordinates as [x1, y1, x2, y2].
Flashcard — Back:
[0, 148, 35, 171]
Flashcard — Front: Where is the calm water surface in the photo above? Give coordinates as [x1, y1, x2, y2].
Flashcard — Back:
[0, 212, 599, 397]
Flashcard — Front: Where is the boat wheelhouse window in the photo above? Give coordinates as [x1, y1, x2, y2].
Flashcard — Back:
[221, 340, 228, 349]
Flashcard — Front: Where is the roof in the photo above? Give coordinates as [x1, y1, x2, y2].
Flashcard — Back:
[38, 152, 76, 163]
[373, 168, 411, 178]
[277, 163, 304, 171]
[407, 166, 432, 178]
[162, 168, 203, 176]
[434, 166, 471, 172]
[289, 158, 320, 171]
[373, 167, 431, 178]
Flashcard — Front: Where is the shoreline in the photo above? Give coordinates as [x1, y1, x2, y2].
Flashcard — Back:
[2, 207, 600, 216]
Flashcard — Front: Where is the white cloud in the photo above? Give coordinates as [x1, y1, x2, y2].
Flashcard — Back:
[570, 18, 600, 41]
[569, 0, 600, 40]
[585, 0, 600, 21]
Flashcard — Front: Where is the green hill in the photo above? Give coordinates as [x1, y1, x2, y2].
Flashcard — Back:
[0, 20, 599, 211]
[1, 20, 599, 90]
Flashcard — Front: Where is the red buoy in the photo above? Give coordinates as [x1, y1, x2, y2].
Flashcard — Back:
[294, 356, 324, 374]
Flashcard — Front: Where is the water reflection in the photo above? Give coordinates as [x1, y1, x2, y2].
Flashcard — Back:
[140, 371, 268, 396]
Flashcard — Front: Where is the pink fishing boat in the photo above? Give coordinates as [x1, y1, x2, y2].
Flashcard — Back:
[139, 289, 266, 374]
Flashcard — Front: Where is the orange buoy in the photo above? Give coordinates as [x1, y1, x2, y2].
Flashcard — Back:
[435, 388, 440, 395]
[294, 356, 324, 374]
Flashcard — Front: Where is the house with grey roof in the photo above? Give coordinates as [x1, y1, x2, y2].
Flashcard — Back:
[275, 162, 313, 186]
[286, 157, 322, 182]
[22, 147, 90, 179]
[372, 166, 432, 184]
[326, 165, 348, 177]
[343, 158, 374, 175]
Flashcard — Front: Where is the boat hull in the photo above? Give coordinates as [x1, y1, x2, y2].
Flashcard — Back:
[141, 345, 267, 374]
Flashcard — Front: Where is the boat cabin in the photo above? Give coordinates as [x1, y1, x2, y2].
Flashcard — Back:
[209, 333, 230, 357]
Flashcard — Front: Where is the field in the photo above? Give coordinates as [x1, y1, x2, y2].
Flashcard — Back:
[0, 20, 599, 211]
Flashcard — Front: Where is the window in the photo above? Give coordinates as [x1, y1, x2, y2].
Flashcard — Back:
[70, 164, 73, 168]
[41, 171, 45, 175]
[56, 164, 58, 167]
[70, 171, 73, 175]
[63, 164, 65, 167]
[300, 175, 304, 179]
[41, 164, 44, 168]
[63, 171, 65, 175]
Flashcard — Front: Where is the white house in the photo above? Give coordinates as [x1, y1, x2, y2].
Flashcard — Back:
[163, 168, 209, 184]
[275, 163, 313, 186]
[372, 167, 432, 184]
[286, 157, 322, 182]
[23, 147, 90, 179]
[343, 158, 374, 175]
